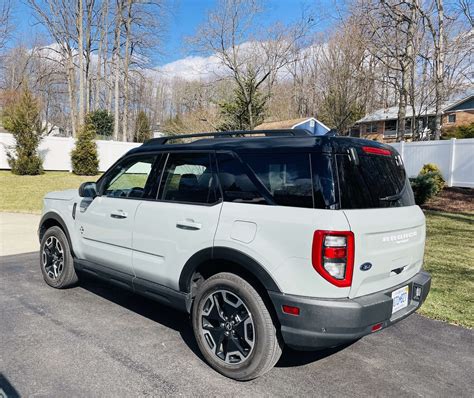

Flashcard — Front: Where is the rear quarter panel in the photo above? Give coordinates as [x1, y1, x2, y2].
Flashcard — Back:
[214, 203, 352, 298]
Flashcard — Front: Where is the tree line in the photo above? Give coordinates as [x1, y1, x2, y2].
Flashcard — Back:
[0, 0, 472, 145]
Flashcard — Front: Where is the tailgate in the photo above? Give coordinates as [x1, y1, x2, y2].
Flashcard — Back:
[343, 206, 425, 298]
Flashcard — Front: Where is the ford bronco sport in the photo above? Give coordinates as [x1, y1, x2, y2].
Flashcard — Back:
[38, 130, 431, 380]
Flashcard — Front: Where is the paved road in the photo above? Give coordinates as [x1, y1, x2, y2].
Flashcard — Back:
[1, 252, 472, 397]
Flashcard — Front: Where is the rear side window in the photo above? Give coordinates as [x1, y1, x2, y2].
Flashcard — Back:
[336, 153, 415, 209]
[216, 153, 265, 204]
[158, 153, 218, 204]
[242, 153, 313, 208]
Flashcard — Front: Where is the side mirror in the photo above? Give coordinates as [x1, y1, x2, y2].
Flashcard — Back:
[79, 182, 97, 198]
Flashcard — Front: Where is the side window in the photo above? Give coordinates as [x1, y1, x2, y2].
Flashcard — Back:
[159, 153, 218, 204]
[216, 153, 266, 204]
[242, 153, 313, 208]
[103, 155, 157, 199]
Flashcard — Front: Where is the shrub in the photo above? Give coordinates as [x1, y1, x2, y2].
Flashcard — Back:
[410, 173, 439, 205]
[133, 111, 152, 142]
[3, 88, 44, 175]
[442, 123, 474, 139]
[71, 116, 99, 175]
[88, 109, 114, 139]
[419, 163, 445, 194]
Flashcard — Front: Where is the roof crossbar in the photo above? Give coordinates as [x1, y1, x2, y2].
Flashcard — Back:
[143, 129, 313, 146]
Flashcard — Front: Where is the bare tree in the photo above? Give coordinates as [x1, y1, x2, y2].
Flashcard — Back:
[0, 0, 12, 53]
[112, 0, 124, 140]
[28, 0, 81, 136]
[191, 0, 314, 129]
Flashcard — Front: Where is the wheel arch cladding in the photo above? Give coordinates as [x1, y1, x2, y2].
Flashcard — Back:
[39, 212, 74, 255]
[179, 247, 282, 295]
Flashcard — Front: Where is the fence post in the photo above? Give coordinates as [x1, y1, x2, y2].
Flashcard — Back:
[448, 138, 456, 187]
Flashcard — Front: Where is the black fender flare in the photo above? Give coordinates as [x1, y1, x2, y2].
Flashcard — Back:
[39, 211, 74, 255]
[179, 246, 281, 293]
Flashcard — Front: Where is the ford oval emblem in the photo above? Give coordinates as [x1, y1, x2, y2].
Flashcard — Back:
[360, 262, 372, 271]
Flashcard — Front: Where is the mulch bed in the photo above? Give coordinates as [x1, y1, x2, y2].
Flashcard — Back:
[422, 187, 474, 213]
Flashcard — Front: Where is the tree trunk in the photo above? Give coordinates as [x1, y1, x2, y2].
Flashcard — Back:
[121, 0, 132, 141]
[112, 0, 123, 140]
[94, 0, 108, 111]
[85, 0, 94, 115]
[397, 70, 408, 142]
[66, 51, 78, 137]
[77, 0, 85, 127]
[434, 0, 445, 140]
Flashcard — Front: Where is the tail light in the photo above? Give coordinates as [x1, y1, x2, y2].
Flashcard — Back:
[312, 230, 354, 287]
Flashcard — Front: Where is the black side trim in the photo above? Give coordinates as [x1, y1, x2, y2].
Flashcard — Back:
[74, 258, 134, 291]
[179, 247, 281, 293]
[39, 212, 74, 256]
[74, 258, 191, 313]
[133, 277, 190, 312]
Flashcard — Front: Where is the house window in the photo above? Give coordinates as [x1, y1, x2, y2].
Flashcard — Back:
[384, 120, 397, 131]
[366, 123, 378, 133]
[448, 114, 456, 123]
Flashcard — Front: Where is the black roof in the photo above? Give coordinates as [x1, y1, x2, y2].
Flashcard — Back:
[127, 129, 395, 156]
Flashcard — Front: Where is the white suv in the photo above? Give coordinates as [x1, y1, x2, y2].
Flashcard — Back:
[38, 130, 431, 380]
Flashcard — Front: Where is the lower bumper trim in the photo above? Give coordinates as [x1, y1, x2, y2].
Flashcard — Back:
[269, 271, 431, 350]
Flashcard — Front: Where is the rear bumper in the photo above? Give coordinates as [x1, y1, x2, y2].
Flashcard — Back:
[269, 270, 431, 350]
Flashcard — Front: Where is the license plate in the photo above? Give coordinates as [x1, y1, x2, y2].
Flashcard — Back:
[392, 285, 409, 314]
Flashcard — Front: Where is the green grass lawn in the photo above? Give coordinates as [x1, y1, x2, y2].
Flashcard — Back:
[420, 211, 473, 328]
[0, 170, 472, 327]
[0, 171, 100, 214]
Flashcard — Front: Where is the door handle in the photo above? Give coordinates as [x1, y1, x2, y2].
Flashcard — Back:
[110, 210, 128, 219]
[176, 219, 202, 231]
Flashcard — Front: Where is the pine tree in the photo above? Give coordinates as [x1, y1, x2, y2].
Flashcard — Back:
[3, 88, 44, 175]
[88, 110, 114, 139]
[71, 115, 99, 175]
[218, 75, 267, 131]
[133, 111, 152, 142]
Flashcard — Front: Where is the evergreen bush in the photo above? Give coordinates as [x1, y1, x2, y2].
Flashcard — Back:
[133, 111, 152, 142]
[419, 163, 445, 194]
[410, 173, 438, 205]
[3, 88, 44, 175]
[88, 109, 114, 139]
[71, 116, 99, 175]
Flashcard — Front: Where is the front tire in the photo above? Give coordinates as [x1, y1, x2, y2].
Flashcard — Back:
[192, 272, 282, 380]
[40, 226, 78, 288]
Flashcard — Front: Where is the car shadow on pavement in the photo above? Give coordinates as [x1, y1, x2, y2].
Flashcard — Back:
[77, 274, 205, 360]
[0, 373, 21, 398]
[77, 273, 353, 369]
[276, 342, 355, 368]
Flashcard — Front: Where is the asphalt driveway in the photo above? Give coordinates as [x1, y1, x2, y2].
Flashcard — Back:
[1, 252, 472, 397]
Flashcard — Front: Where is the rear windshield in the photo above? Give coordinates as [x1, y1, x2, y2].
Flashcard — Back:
[336, 153, 415, 209]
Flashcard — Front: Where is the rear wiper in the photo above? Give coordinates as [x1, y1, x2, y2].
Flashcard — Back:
[379, 192, 403, 202]
[379, 181, 407, 202]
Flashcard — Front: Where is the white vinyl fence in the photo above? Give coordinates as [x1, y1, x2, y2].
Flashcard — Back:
[390, 138, 474, 188]
[0, 133, 140, 172]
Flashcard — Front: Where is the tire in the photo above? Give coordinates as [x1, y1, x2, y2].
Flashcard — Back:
[39, 226, 78, 288]
[192, 272, 282, 380]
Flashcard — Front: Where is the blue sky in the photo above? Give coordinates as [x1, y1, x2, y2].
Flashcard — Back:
[10, 0, 339, 67]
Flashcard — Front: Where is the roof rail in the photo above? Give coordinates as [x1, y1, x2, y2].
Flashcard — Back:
[143, 129, 313, 146]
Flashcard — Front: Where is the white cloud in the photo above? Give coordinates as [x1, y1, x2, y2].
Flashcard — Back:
[158, 54, 225, 81]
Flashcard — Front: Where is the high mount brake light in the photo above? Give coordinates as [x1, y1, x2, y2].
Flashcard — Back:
[312, 230, 354, 288]
[362, 146, 392, 156]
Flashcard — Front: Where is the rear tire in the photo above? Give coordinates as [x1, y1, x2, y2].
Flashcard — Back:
[40, 226, 78, 288]
[192, 272, 282, 380]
